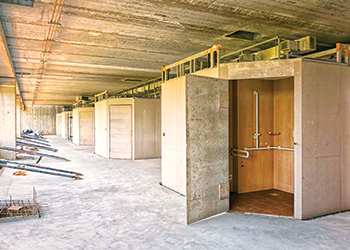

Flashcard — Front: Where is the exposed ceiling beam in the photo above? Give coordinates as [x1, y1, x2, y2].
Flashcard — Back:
[0, 17, 25, 109]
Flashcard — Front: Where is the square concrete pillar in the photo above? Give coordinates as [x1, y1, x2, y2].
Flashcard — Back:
[0, 86, 16, 159]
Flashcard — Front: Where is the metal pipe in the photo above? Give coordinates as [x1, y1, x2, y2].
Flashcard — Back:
[21, 135, 49, 143]
[17, 137, 51, 147]
[0, 163, 81, 180]
[253, 91, 260, 148]
[16, 141, 58, 152]
[0, 159, 82, 176]
[0, 146, 70, 161]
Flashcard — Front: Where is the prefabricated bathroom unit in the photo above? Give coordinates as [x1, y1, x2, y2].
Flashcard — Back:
[72, 107, 94, 146]
[161, 58, 350, 224]
[56, 113, 62, 137]
[94, 98, 161, 160]
[61, 111, 73, 140]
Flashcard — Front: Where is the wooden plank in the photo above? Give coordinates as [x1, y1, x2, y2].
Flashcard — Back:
[109, 105, 132, 159]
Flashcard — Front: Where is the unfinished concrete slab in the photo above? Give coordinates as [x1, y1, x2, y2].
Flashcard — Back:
[72, 107, 94, 146]
[95, 98, 161, 160]
[0, 136, 349, 249]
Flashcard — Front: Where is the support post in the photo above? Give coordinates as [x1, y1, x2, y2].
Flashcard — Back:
[0, 86, 16, 159]
[345, 48, 350, 67]
[336, 43, 343, 63]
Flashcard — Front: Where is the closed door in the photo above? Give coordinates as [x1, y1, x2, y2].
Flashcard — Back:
[109, 105, 132, 159]
[79, 111, 94, 145]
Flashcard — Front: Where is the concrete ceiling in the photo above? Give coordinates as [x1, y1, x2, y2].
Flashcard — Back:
[0, 0, 349, 106]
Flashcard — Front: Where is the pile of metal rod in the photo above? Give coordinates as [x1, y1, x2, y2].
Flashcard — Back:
[0, 188, 42, 219]
[16, 137, 58, 152]
[0, 159, 83, 180]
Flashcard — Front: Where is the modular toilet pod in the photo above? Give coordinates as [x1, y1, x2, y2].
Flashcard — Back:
[94, 98, 161, 160]
[162, 58, 350, 224]
[61, 111, 73, 140]
[56, 113, 62, 136]
[73, 107, 94, 146]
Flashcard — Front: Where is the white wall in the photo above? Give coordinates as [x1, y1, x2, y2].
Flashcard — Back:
[161, 76, 187, 195]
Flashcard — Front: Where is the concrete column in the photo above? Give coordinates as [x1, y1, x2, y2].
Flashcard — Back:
[0, 86, 16, 159]
[16, 99, 21, 137]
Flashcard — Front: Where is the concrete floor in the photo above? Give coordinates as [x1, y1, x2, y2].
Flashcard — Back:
[0, 136, 349, 250]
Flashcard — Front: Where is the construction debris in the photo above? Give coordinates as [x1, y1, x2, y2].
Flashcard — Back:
[0, 188, 42, 219]
[13, 170, 27, 176]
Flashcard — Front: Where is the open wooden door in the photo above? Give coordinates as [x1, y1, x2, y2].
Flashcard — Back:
[109, 105, 132, 159]
[185, 75, 229, 224]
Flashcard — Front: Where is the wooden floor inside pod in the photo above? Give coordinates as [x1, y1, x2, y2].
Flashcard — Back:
[229, 189, 293, 217]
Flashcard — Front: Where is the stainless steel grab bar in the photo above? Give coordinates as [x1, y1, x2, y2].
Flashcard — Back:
[230, 148, 250, 158]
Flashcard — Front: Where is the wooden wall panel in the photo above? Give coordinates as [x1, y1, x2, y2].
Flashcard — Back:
[273, 78, 294, 193]
[237, 79, 274, 193]
[230, 78, 294, 194]
[229, 80, 238, 193]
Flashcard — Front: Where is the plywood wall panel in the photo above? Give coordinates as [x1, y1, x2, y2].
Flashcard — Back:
[237, 79, 274, 193]
[273, 78, 294, 193]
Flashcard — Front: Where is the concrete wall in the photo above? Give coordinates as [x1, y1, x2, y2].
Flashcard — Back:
[56, 114, 62, 137]
[16, 100, 21, 137]
[94, 100, 108, 157]
[341, 65, 350, 211]
[221, 58, 350, 219]
[186, 75, 229, 224]
[21, 105, 63, 135]
[0, 86, 16, 159]
[73, 107, 95, 146]
[300, 61, 345, 219]
[95, 98, 161, 159]
[162, 77, 187, 195]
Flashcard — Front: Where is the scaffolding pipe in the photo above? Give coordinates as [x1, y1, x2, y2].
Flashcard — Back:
[16, 141, 58, 152]
[17, 137, 51, 147]
[0, 147, 70, 161]
[0, 159, 82, 176]
[0, 163, 81, 180]
[21, 135, 49, 143]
